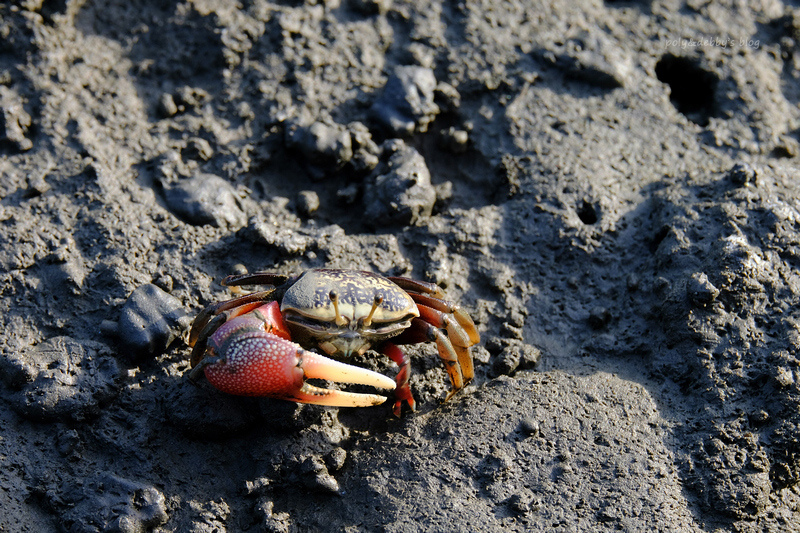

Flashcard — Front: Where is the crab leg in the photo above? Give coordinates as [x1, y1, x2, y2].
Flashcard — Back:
[427, 325, 466, 400]
[386, 275, 446, 298]
[189, 294, 285, 367]
[380, 343, 416, 417]
[415, 304, 475, 383]
[190, 273, 293, 350]
[189, 289, 279, 347]
[393, 317, 466, 402]
[199, 327, 395, 407]
[222, 272, 292, 288]
[407, 293, 481, 346]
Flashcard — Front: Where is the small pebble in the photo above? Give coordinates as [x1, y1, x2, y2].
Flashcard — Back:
[519, 417, 540, 437]
[493, 347, 521, 376]
[158, 93, 178, 117]
[325, 447, 347, 472]
[300, 456, 340, 494]
[244, 216, 313, 256]
[232, 263, 249, 276]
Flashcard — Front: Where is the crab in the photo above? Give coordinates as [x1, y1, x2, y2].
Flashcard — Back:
[187, 268, 480, 416]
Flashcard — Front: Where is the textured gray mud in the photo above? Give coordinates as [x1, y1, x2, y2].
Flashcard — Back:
[1, 1, 800, 532]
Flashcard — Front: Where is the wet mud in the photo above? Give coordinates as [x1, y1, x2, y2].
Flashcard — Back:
[1, 1, 800, 531]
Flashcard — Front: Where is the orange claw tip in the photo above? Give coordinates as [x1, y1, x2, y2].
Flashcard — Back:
[299, 350, 396, 391]
[293, 382, 388, 407]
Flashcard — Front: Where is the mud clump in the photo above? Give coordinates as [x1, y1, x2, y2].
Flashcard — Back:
[2, 337, 120, 423]
[362, 140, 437, 226]
[116, 284, 191, 362]
[162, 173, 247, 229]
[57, 474, 168, 533]
[370, 66, 440, 136]
[0, 86, 33, 151]
[284, 120, 353, 179]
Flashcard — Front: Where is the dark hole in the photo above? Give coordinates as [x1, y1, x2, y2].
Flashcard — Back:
[655, 54, 718, 126]
[649, 225, 670, 252]
[577, 200, 598, 225]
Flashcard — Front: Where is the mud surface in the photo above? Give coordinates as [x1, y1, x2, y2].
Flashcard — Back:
[2, 1, 800, 531]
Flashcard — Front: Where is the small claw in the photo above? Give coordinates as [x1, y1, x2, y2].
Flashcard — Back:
[392, 394, 416, 418]
[381, 343, 417, 417]
[201, 331, 395, 408]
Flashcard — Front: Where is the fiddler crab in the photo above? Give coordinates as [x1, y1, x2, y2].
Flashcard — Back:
[187, 268, 480, 416]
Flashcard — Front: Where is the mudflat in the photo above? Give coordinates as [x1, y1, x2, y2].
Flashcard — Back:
[1, 2, 798, 531]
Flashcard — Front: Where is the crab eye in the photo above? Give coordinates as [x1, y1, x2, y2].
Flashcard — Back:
[361, 294, 384, 327]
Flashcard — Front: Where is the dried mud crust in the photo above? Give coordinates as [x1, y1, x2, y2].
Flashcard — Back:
[1, 1, 800, 532]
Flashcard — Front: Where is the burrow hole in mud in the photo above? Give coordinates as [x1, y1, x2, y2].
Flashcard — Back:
[577, 200, 599, 225]
[655, 54, 719, 126]
[649, 225, 670, 252]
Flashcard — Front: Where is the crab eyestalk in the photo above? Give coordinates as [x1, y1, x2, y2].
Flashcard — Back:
[328, 290, 347, 327]
[360, 294, 383, 327]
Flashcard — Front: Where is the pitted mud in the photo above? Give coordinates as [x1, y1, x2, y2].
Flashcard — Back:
[1, 2, 799, 531]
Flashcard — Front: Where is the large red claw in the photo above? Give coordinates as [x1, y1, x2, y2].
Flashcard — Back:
[202, 331, 395, 407]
